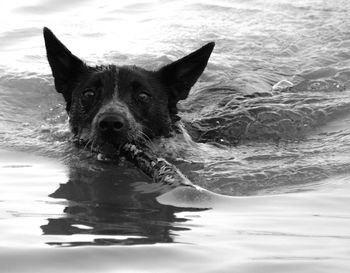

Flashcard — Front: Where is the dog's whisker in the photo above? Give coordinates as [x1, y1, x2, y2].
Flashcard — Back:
[136, 131, 156, 154]
[82, 139, 92, 151]
[89, 137, 98, 153]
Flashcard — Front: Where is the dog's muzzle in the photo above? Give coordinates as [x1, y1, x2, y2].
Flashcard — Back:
[89, 101, 142, 162]
[98, 113, 127, 135]
[95, 112, 130, 147]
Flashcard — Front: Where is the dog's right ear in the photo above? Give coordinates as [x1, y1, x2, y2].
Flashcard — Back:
[43, 27, 86, 111]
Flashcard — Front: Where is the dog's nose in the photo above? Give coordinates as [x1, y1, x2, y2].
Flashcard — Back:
[98, 114, 126, 133]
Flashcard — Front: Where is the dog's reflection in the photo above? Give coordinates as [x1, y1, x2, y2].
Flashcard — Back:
[41, 161, 202, 246]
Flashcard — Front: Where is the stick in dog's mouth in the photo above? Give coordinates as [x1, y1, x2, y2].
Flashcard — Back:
[72, 137, 194, 188]
[94, 143, 124, 162]
[73, 136, 125, 162]
[122, 143, 194, 188]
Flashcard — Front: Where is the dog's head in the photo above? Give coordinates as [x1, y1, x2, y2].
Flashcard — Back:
[43, 27, 214, 157]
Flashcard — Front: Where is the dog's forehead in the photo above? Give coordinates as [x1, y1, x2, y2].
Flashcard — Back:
[117, 66, 163, 94]
[86, 65, 166, 100]
[82, 66, 118, 96]
[118, 65, 152, 80]
[82, 65, 118, 90]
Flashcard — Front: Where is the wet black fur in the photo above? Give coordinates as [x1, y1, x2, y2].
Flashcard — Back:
[43, 27, 214, 154]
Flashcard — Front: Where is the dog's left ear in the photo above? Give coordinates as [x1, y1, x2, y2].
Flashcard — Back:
[43, 27, 86, 112]
[158, 42, 215, 103]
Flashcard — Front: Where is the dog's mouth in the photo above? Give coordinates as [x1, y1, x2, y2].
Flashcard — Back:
[94, 142, 123, 162]
[72, 124, 149, 163]
[73, 136, 128, 163]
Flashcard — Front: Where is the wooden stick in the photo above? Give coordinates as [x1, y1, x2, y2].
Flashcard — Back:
[122, 143, 194, 188]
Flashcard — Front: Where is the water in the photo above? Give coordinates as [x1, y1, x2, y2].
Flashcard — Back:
[1, 0, 350, 272]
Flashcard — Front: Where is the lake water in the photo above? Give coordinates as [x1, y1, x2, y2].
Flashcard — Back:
[1, 0, 350, 272]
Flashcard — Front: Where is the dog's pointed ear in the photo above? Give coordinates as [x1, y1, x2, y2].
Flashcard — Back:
[158, 42, 215, 103]
[43, 27, 86, 111]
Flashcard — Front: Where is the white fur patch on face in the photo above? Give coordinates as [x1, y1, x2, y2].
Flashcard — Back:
[113, 66, 120, 97]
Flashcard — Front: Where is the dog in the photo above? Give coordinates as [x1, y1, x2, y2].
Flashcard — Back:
[43, 27, 214, 159]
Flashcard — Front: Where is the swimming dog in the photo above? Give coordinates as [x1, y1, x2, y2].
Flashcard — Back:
[43, 27, 214, 159]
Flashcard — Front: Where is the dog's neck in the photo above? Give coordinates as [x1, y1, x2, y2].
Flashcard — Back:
[150, 121, 200, 159]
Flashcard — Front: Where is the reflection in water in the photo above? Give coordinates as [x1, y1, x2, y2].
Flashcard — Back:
[41, 160, 206, 246]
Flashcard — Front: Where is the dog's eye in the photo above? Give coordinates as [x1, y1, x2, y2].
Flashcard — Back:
[83, 89, 95, 99]
[138, 92, 151, 102]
